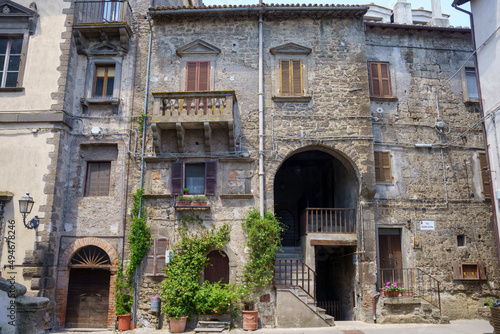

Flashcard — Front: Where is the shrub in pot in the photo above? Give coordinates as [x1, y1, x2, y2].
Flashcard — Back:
[115, 262, 133, 331]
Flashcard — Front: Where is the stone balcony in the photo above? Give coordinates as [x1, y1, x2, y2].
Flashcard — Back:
[72, 0, 132, 54]
[151, 90, 236, 153]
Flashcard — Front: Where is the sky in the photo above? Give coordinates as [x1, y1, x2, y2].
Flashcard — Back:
[202, 0, 472, 28]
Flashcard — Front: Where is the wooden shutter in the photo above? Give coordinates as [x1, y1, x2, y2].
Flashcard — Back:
[205, 161, 217, 195]
[155, 237, 169, 276]
[144, 243, 155, 276]
[479, 153, 491, 198]
[171, 161, 183, 195]
[185, 61, 209, 113]
[451, 261, 464, 280]
[186, 62, 198, 91]
[478, 261, 487, 280]
[374, 151, 392, 182]
[85, 162, 111, 196]
[369, 62, 391, 97]
[280, 59, 303, 97]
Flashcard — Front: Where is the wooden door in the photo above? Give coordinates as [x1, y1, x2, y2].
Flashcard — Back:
[378, 232, 403, 286]
[204, 250, 229, 284]
[66, 268, 110, 328]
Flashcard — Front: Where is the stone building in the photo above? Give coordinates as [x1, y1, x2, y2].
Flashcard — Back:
[0, 0, 499, 331]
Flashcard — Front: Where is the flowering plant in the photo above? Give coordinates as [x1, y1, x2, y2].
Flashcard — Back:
[383, 281, 402, 292]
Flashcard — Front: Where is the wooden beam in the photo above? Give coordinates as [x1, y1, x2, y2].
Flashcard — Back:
[310, 239, 357, 246]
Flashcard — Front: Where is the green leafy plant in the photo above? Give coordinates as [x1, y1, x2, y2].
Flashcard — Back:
[383, 281, 402, 292]
[176, 195, 193, 203]
[193, 195, 208, 202]
[194, 280, 244, 315]
[183, 187, 189, 194]
[160, 224, 231, 319]
[241, 209, 284, 309]
[114, 261, 133, 315]
[485, 297, 495, 307]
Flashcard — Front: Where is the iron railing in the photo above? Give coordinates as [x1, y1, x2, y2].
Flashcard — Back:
[301, 208, 356, 234]
[378, 267, 441, 313]
[74, 1, 132, 26]
[275, 258, 316, 303]
[317, 300, 342, 320]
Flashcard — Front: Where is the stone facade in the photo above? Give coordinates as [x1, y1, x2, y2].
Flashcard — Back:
[0, 0, 499, 331]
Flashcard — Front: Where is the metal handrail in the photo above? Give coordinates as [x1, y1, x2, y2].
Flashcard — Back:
[275, 258, 316, 303]
[377, 267, 441, 313]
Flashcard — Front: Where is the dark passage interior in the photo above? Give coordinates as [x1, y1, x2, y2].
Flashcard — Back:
[315, 245, 356, 321]
[274, 150, 357, 246]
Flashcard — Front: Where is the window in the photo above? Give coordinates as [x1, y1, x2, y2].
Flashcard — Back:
[369, 62, 391, 97]
[451, 261, 487, 280]
[144, 237, 170, 276]
[465, 67, 479, 100]
[478, 152, 491, 199]
[84, 162, 111, 196]
[93, 65, 115, 98]
[280, 59, 302, 97]
[172, 161, 216, 195]
[374, 151, 392, 182]
[0, 37, 23, 88]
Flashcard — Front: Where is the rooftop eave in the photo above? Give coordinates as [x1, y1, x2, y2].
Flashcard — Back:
[365, 21, 471, 33]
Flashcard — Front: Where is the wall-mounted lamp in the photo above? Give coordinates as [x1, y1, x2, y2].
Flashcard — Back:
[19, 193, 39, 229]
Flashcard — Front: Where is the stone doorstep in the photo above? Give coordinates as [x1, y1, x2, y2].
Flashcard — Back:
[198, 320, 231, 329]
[194, 328, 225, 333]
[383, 296, 422, 305]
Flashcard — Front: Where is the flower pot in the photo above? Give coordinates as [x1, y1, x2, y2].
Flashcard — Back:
[385, 290, 400, 297]
[192, 201, 207, 206]
[117, 314, 131, 331]
[170, 316, 188, 333]
[177, 201, 191, 206]
[401, 291, 413, 297]
[242, 310, 258, 331]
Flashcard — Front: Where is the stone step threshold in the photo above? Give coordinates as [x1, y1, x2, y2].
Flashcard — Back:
[63, 329, 109, 332]
[194, 328, 225, 333]
[198, 320, 230, 328]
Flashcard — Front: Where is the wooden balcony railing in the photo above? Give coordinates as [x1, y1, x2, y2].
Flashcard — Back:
[301, 208, 356, 234]
[74, 1, 132, 26]
[378, 267, 442, 313]
[152, 91, 236, 122]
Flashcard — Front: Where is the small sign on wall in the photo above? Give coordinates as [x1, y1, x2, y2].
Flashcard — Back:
[420, 220, 435, 230]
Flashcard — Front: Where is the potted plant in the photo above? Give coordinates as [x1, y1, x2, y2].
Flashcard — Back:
[194, 281, 243, 315]
[114, 262, 133, 331]
[241, 209, 284, 331]
[192, 195, 208, 206]
[183, 187, 189, 195]
[401, 287, 414, 297]
[176, 195, 193, 206]
[383, 281, 401, 297]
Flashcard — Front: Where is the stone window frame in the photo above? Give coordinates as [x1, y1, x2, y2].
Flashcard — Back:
[460, 61, 480, 104]
[0, 1, 39, 92]
[171, 160, 217, 196]
[270, 43, 312, 103]
[81, 56, 123, 114]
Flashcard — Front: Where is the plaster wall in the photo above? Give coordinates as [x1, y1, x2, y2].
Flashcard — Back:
[0, 0, 70, 111]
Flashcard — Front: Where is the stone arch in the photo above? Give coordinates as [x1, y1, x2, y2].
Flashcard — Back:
[56, 237, 119, 329]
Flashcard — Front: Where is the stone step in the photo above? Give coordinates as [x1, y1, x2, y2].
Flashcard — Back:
[197, 321, 230, 329]
[323, 314, 334, 326]
[194, 328, 225, 333]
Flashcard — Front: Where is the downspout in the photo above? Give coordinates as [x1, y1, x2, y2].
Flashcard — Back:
[258, 3, 265, 216]
[372, 292, 380, 322]
[453, 1, 500, 262]
[132, 12, 153, 329]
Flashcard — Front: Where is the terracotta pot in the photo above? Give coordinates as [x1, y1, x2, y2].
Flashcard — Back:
[192, 201, 207, 206]
[401, 291, 414, 297]
[117, 314, 131, 331]
[170, 316, 188, 333]
[242, 310, 258, 331]
[177, 201, 191, 206]
[385, 290, 400, 297]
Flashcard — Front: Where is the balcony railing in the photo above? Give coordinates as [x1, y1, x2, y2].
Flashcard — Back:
[378, 267, 441, 313]
[74, 1, 132, 26]
[301, 208, 356, 234]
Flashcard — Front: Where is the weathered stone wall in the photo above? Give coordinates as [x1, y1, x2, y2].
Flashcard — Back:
[366, 24, 500, 320]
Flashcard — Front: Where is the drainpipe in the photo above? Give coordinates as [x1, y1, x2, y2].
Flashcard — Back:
[452, 1, 500, 263]
[132, 12, 153, 329]
[258, 3, 265, 216]
[372, 292, 380, 322]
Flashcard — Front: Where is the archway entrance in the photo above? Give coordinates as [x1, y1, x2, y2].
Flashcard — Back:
[65, 246, 111, 328]
[274, 150, 357, 246]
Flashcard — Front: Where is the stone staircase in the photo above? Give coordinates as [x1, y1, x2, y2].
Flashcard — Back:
[274, 247, 334, 327]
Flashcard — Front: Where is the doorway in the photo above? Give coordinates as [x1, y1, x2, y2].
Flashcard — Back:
[378, 228, 403, 286]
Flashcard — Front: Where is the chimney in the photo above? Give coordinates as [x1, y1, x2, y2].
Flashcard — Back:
[428, 0, 450, 26]
[393, 0, 412, 25]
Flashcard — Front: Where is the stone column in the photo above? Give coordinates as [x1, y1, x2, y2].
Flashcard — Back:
[15, 296, 50, 334]
[428, 0, 450, 26]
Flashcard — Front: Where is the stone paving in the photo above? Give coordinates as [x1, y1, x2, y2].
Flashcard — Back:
[51, 319, 494, 334]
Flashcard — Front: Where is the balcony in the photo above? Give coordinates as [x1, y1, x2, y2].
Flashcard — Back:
[301, 208, 356, 234]
[73, 1, 132, 53]
[151, 91, 236, 153]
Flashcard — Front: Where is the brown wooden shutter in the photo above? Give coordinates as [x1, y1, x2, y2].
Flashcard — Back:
[478, 261, 487, 280]
[479, 153, 491, 198]
[186, 62, 198, 91]
[85, 162, 111, 196]
[292, 60, 302, 96]
[155, 237, 169, 276]
[374, 151, 391, 182]
[369, 62, 391, 97]
[281, 60, 291, 96]
[205, 161, 217, 195]
[451, 261, 463, 280]
[172, 161, 183, 195]
[144, 240, 155, 276]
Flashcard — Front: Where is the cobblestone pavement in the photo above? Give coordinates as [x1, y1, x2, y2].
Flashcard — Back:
[50, 319, 494, 334]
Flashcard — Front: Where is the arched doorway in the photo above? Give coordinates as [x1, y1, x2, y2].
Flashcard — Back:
[65, 246, 111, 328]
[204, 250, 229, 284]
